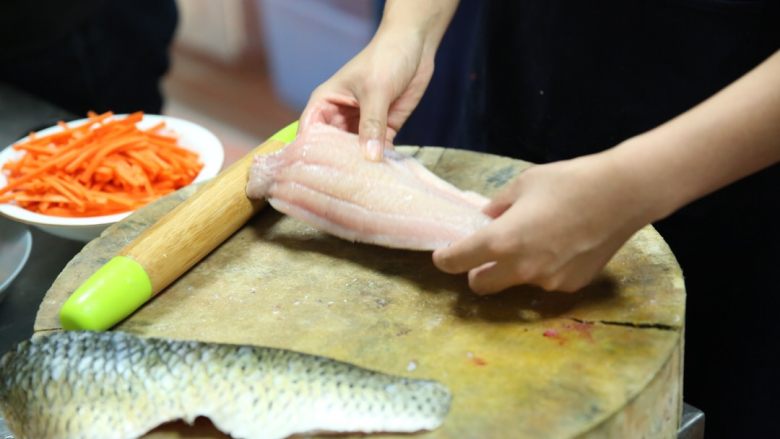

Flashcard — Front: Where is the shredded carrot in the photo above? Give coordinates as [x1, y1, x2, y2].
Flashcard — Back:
[0, 111, 204, 217]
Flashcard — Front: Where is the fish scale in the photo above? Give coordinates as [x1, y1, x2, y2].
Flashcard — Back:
[0, 331, 451, 439]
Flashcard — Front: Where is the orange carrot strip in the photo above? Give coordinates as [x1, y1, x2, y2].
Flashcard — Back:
[144, 131, 179, 143]
[14, 143, 56, 155]
[79, 135, 144, 182]
[0, 148, 81, 196]
[43, 176, 84, 208]
[143, 121, 166, 133]
[125, 150, 161, 177]
[7, 194, 71, 203]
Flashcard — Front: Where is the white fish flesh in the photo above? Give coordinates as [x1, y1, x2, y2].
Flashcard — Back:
[246, 123, 491, 250]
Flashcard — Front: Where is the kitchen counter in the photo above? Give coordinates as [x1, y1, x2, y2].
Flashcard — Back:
[0, 83, 74, 148]
[0, 82, 82, 356]
[0, 228, 83, 355]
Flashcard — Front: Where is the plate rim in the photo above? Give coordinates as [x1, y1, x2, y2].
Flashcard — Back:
[0, 218, 33, 296]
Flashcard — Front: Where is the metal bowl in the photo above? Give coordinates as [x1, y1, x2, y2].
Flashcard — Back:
[0, 216, 32, 303]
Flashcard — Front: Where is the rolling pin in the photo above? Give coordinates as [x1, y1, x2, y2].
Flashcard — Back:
[59, 121, 299, 331]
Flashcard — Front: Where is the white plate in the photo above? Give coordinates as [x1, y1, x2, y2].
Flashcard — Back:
[0, 216, 32, 302]
[0, 114, 224, 241]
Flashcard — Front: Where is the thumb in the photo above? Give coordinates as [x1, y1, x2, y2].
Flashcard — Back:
[358, 92, 391, 162]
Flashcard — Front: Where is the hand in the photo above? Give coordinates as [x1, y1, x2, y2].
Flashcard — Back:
[432, 153, 659, 294]
[300, 28, 435, 161]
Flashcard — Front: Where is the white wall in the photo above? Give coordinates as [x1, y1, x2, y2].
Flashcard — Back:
[175, 0, 249, 62]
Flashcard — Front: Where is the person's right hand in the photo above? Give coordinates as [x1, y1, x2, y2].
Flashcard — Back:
[300, 27, 435, 161]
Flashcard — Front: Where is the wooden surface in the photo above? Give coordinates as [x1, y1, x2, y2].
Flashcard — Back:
[122, 137, 286, 294]
[35, 147, 685, 439]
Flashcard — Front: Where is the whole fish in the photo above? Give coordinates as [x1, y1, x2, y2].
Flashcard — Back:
[246, 123, 491, 251]
[0, 331, 451, 439]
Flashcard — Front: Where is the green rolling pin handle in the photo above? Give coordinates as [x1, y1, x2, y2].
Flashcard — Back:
[59, 121, 300, 331]
[60, 256, 152, 330]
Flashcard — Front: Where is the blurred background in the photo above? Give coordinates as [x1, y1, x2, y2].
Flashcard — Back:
[164, 0, 378, 166]
[0, 0, 480, 165]
[164, 0, 480, 166]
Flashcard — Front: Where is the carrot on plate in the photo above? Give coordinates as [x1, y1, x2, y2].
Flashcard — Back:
[0, 111, 204, 217]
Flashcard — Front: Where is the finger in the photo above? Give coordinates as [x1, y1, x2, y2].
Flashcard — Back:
[384, 129, 397, 150]
[482, 178, 524, 218]
[357, 91, 392, 162]
[300, 101, 342, 132]
[301, 87, 360, 131]
[432, 231, 497, 274]
[545, 246, 616, 293]
[467, 259, 530, 295]
[300, 92, 328, 132]
[299, 109, 317, 134]
[483, 198, 513, 218]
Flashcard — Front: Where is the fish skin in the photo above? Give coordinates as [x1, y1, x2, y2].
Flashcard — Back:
[247, 123, 492, 251]
[0, 331, 451, 439]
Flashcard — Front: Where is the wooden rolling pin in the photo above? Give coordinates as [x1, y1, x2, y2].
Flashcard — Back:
[59, 122, 298, 330]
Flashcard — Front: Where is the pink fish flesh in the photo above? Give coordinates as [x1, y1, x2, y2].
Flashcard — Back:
[246, 124, 491, 250]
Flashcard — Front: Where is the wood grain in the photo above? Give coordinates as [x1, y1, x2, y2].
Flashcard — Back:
[35, 147, 685, 438]
[120, 138, 286, 294]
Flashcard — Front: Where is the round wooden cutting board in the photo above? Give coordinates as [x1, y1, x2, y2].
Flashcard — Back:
[35, 147, 685, 439]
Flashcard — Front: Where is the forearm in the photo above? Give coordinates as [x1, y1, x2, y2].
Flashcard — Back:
[609, 50, 780, 221]
[378, 0, 460, 56]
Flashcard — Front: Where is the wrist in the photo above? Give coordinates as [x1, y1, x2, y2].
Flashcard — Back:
[602, 136, 686, 224]
[378, 0, 458, 54]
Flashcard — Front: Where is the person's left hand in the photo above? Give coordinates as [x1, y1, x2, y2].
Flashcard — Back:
[432, 153, 661, 294]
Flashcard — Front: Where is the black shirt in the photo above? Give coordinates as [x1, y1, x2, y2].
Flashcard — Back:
[0, 0, 104, 58]
[464, 0, 780, 162]
[458, 2, 779, 437]
[0, 0, 176, 115]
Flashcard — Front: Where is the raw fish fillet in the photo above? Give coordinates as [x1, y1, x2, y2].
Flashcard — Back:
[246, 123, 491, 250]
[0, 331, 451, 439]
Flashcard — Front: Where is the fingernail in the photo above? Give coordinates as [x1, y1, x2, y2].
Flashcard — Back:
[366, 139, 383, 161]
